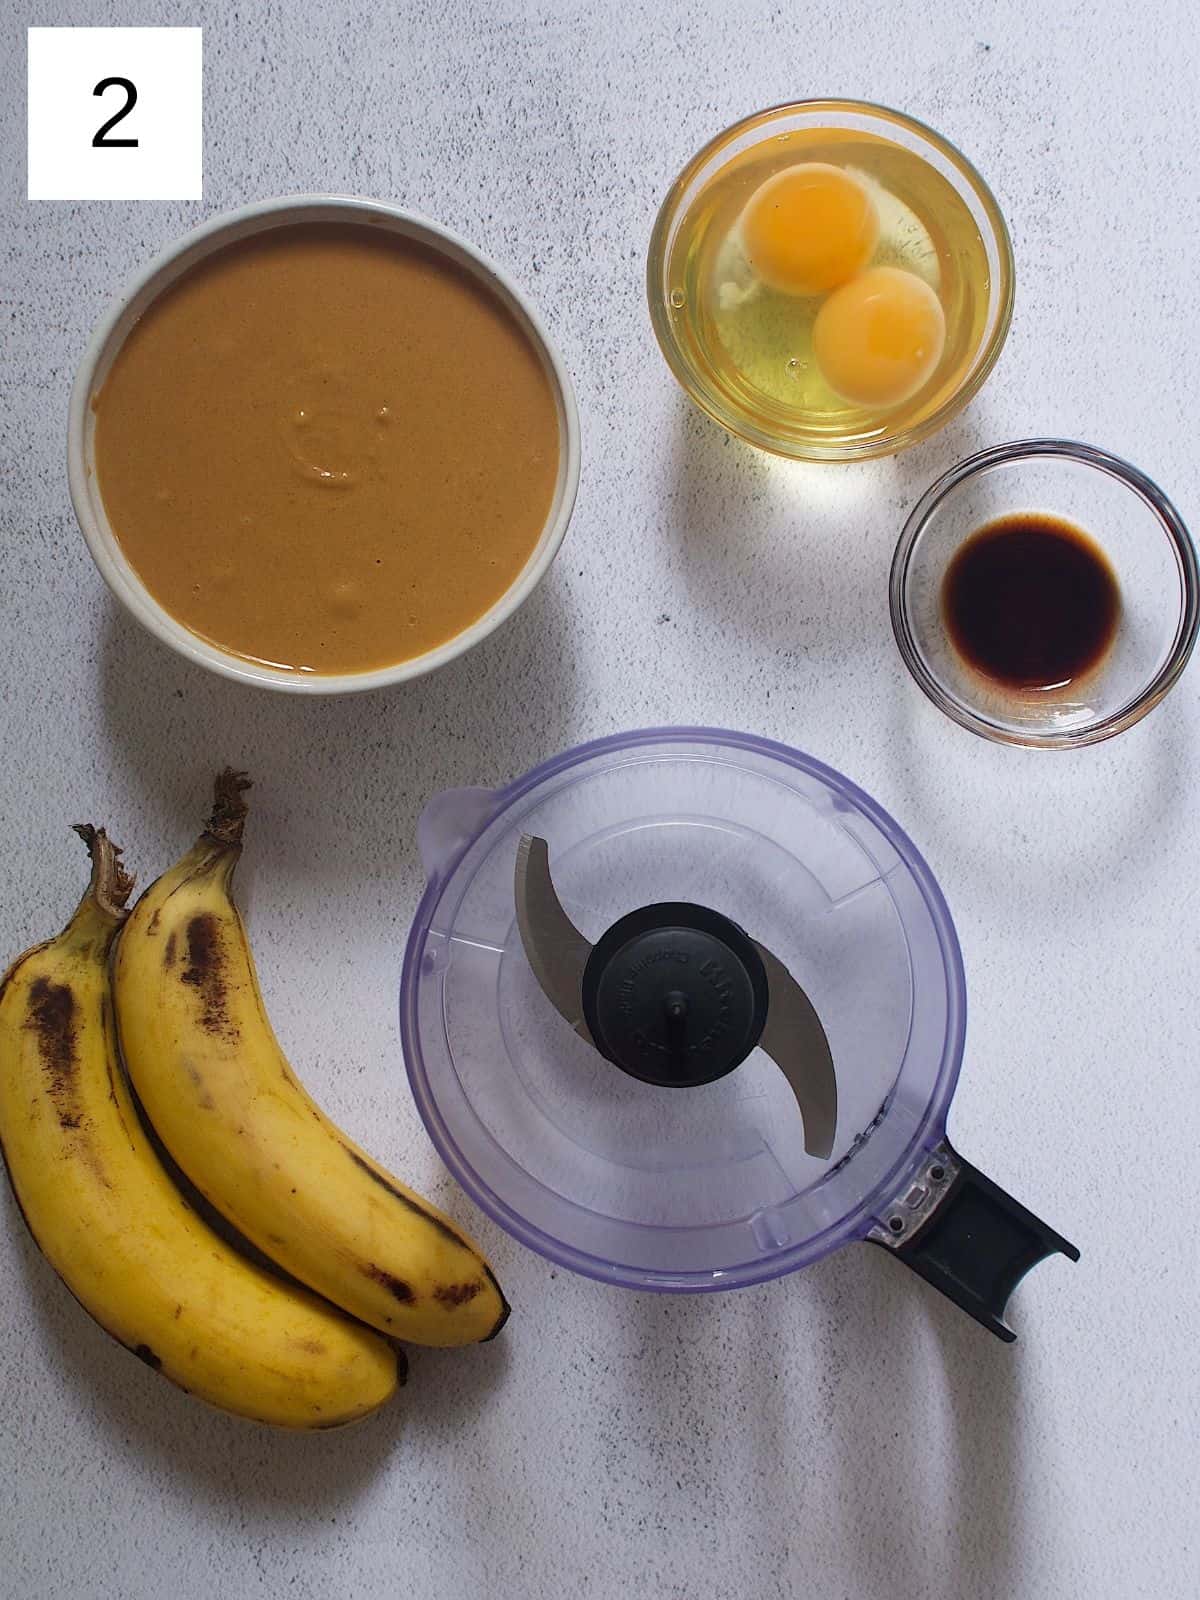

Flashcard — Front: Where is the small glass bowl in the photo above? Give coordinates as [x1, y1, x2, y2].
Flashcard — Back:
[890, 440, 1199, 747]
[646, 99, 1014, 462]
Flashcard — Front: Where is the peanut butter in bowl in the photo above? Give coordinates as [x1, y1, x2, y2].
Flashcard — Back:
[74, 200, 578, 688]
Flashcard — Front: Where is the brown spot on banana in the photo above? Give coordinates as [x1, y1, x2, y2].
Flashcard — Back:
[363, 1264, 415, 1304]
[173, 1305, 183, 1319]
[25, 976, 76, 1076]
[433, 1281, 484, 1309]
[290, 1338, 327, 1356]
[182, 1061, 214, 1110]
[24, 977, 87, 1135]
[133, 1343, 162, 1370]
[179, 914, 238, 1038]
[163, 931, 177, 967]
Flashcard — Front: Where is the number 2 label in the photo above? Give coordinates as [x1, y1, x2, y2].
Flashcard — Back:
[28, 27, 202, 201]
[92, 77, 139, 148]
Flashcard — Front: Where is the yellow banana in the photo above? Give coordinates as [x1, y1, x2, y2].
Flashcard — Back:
[114, 773, 509, 1348]
[0, 827, 399, 1428]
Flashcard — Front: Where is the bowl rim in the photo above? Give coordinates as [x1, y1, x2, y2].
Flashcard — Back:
[646, 97, 1016, 462]
[68, 192, 582, 695]
[890, 438, 1200, 747]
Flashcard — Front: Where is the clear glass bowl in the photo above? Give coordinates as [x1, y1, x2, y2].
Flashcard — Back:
[646, 99, 1014, 462]
[891, 440, 1199, 747]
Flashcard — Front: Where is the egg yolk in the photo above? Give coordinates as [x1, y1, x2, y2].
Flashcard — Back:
[812, 266, 946, 408]
[741, 163, 879, 296]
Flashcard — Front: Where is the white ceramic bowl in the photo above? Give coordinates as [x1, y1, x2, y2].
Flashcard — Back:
[68, 194, 581, 694]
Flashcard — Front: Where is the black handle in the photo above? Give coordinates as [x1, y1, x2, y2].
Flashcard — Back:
[868, 1139, 1079, 1342]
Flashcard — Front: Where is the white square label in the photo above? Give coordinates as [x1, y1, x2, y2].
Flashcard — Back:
[27, 27, 202, 201]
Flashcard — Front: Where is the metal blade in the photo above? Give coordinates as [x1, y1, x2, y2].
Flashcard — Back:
[514, 835, 596, 1045]
[752, 941, 838, 1160]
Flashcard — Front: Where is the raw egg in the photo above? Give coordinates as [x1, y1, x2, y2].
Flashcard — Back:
[740, 163, 879, 297]
[812, 265, 946, 407]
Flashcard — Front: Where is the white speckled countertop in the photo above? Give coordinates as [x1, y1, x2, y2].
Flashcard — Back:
[2, 2, 1198, 1596]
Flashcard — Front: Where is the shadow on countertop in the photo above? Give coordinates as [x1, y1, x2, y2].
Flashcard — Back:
[0, 1181, 395, 1516]
[2, 1171, 514, 1517]
[96, 571, 584, 897]
[808, 1243, 1026, 1600]
[881, 645, 1191, 909]
[660, 395, 996, 663]
[602, 1237, 1025, 1599]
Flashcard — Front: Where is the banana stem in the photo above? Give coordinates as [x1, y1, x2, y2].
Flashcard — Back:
[71, 825, 134, 922]
[204, 770, 252, 848]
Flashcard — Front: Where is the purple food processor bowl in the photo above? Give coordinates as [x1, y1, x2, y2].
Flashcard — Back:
[400, 728, 968, 1294]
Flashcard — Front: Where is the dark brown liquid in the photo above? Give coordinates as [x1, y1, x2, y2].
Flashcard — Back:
[941, 514, 1121, 690]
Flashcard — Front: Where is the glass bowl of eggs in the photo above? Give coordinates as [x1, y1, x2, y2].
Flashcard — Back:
[647, 100, 1014, 461]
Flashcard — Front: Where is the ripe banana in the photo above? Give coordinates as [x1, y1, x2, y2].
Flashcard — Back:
[0, 827, 399, 1428]
[114, 773, 509, 1348]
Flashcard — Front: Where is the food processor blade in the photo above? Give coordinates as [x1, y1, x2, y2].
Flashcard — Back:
[515, 833, 837, 1158]
[753, 941, 837, 1159]
[514, 834, 597, 1045]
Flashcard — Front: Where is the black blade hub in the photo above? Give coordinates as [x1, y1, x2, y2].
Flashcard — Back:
[580, 902, 769, 1087]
